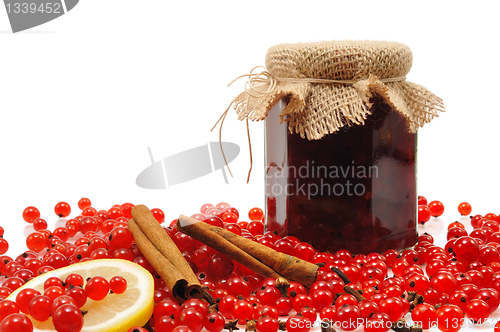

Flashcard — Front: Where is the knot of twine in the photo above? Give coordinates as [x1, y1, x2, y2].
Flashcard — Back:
[212, 66, 407, 183]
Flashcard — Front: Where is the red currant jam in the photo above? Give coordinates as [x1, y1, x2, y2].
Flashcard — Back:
[265, 96, 417, 254]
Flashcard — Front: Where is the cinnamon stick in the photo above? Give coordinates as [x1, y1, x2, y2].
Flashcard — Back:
[391, 320, 422, 332]
[175, 216, 285, 280]
[177, 214, 320, 288]
[343, 285, 366, 302]
[130, 205, 203, 300]
[128, 218, 189, 301]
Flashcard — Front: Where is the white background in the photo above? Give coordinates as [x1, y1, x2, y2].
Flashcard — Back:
[0, 1, 499, 325]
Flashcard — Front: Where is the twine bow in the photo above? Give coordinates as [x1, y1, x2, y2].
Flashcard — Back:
[212, 66, 408, 184]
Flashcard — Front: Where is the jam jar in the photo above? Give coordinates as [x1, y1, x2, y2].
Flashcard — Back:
[265, 96, 417, 254]
[224, 40, 443, 254]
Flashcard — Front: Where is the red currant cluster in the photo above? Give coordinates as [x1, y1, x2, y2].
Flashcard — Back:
[417, 196, 445, 224]
[0, 198, 163, 331]
[19, 199, 165, 267]
[0, 227, 8, 256]
[3, 197, 500, 332]
[0, 271, 127, 332]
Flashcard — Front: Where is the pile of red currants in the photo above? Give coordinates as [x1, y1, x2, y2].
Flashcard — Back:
[0, 272, 127, 332]
[1, 198, 500, 332]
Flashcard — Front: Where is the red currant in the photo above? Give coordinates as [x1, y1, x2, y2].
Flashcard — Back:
[106, 207, 123, 220]
[27, 295, 52, 321]
[85, 276, 110, 301]
[32, 218, 48, 231]
[428, 200, 445, 217]
[458, 202, 472, 216]
[246, 221, 265, 237]
[226, 276, 252, 298]
[154, 316, 176, 332]
[109, 276, 127, 294]
[81, 206, 97, 216]
[200, 203, 214, 215]
[208, 253, 234, 280]
[77, 197, 91, 210]
[171, 326, 194, 332]
[0, 300, 19, 321]
[153, 299, 181, 319]
[411, 303, 436, 329]
[54, 201, 71, 218]
[64, 286, 88, 308]
[221, 212, 238, 224]
[120, 203, 135, 219]
[453, 236, 479, 262]
[286, 314, 312, 332]
[248, 207, 264, 221]
[418, 196, 428, 205]
[256, 315, 279, 332]
[148, 208, 165, 223]
[219, 295, 238, 319]
[435, 304, 464, 332]
[218, 295, 238, 319]
[52, 303, 83, 332]
[378, 297, 405, 322]
[447, 227, 468, 240]
[180, 299, 207, 318]
[22, 206, 40, 223]
[418, 205, 432, 224]
[335, 304, 361, 331]
[176, 307, 205, 332]
[0, 238, 9, 255]
[0, 313, 33, 332]
[15, 288, 40, 314]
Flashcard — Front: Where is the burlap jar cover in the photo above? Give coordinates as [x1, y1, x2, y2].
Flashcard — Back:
[220, 40, 444, 143]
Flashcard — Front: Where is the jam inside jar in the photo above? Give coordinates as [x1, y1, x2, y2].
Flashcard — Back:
[265, 96, 417, 254]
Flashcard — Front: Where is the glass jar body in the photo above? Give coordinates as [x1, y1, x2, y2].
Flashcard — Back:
[264, 98, 417, 254]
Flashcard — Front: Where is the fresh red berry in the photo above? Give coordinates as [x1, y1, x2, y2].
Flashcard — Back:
[417, 196, 428, 205]
[453, 236, 479, 262]
[458, 202, 472, 216]
[335, 304, 362, 331]
[286, 314, 312, 332]
[0, 300, 20, 321]
[25, 232, 46, 253]
[120, 203, 135, 219]
[109, 276, 127, 294]
[85, 276, 110, 301]
[78, 198, 92, 210]
[0, 238, 9, 255]
[54, 202, 71, 218]
[175, 307, 205, 332]
[22, 206, 40, 223]
[418, 205, 432, 224]
[204, 312, 225, 332]
[144, 206, 163, 222]
[435, 305, 464, 332]
[256, 315, 279, 332]
[32, 218, 48, 231]
[52, 303, 84, 332]
[428, 200, 444, 218]
[0, 313, 33, 332]
[248, 207, 264, 221]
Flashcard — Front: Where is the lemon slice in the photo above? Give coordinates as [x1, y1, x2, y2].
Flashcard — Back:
[7, 259, 154, 332]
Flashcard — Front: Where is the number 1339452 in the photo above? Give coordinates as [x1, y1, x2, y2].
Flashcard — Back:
[5, 3, 62, 14]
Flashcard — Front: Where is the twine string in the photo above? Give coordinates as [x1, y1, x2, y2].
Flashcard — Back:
[212, 67, 407, 184]
[211, 101, 234, 178]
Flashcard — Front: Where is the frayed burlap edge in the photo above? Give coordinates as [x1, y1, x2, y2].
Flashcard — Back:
[232, 75, 444, 140]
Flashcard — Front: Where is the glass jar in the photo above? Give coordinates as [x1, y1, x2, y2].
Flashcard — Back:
[265, 96, 417, 254]
[223, 40, 443, 255]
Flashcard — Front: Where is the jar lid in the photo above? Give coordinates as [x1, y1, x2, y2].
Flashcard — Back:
[231, 40, 444, 140]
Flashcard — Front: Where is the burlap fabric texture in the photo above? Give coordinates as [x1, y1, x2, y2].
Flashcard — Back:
[230, 40, 444, 140]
